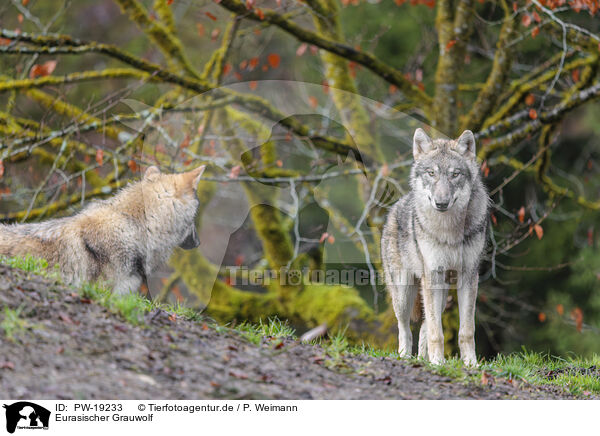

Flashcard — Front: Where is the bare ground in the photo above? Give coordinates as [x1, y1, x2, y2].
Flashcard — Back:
[0, 265, 583, 400]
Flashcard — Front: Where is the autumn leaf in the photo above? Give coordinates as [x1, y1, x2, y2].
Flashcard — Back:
[267, 53, 281, 68]
[531, 26, 540, 38]
[29, 60, 57, 79]
[0, 159, 4, 178]
[327, 235, 335, 244]
[211, 28, 220, 41]
[481, 160, 490, 177]
[228, 165, 241, 179]
[256, 8, 264, 19]
[518, 206, 525, 223]
[532, 10, 541, 22]
[249, 80, 257, 90]
[445, 39, 457, 51]
[572, 69, 580, 82]
[276, 159, 283, 167]
[556, 304, 564, 316]
[196, 23, 205, 37]
[528, 108, 538, 120]
[245, 0, 255, 9]
[533, 223, 543, 240]
[296, 43, 308, 56]
[481, 371, 492, 386]
[322, 80, 330, 94]
[0, 38, 11, 46]
[127, 159, 138, 173]
[522, 14, 532, 27]
[319, 232, 329, 243]
[308, 96, 318, 108]
[538, 312, 546, 322]
[389, 84, 398, 95]
[491, 213, 497, 226]
[205, 11, 217, 21]
[249, 57, 259, 69]
[512, 1, 518, 12]
[223, 63, 232, 75]
[570, 307, 583, 332]
[95, 148, 104, 166]
[525, 93, 535, 106]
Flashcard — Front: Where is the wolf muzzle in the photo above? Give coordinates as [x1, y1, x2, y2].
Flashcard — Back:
[180, 227, 200, 249]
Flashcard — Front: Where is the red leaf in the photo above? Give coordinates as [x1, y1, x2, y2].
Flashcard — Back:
[445, 39, 457, 51]
[267, 53, 281, 69]
[249, 80, 258, 90]
[205, 11, 217, 21]
[95, 148, 104, 166]
[319, 232, 329, 243]
[196, 23, 205, 37]
[0, 38, 11, 46]
[490, 213, 497, 226]
[556, 304, 564, 316]
[531, 26, 540, 38]
[249, 57, 259, 69]
[532, 11, 541, 22]
[256, 8, 264, 20]
[538, 312, 546, 322]
[308, 96, 318, 108]
[245, 0, 255, 9]
[513, 1, 518, 12]
[276, 159, 283, 167]
[533, 223, 543, 240]
[223, 63, 232, 76]
[572, 69, 580, 82]
[29, 60, 57, 79]
[327, 235, 335, 244]
[518, 206, 525, 223]
[296, 43, 307, 56]
[571, 307, 583, 332]
[167, 0, 174, 4]
[229, 370, 248, 379]
[127, 159, 138, 173]
[528, 108, 538, 119]
[0, 159, 4, 178]
[389, 84, 398, 95]
[525, 93, 535, 106]
[228, 165, 241, 179]
[522, 14, 532, 27]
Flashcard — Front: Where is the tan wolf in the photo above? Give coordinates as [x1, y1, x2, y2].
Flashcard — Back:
[0, 165, 205, 295]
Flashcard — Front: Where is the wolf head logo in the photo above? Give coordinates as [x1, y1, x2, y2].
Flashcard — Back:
[410, 128, 479, 213]
[140, 165, 205, 250]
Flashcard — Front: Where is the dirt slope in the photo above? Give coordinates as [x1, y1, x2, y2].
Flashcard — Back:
[0, 265, 580, 400]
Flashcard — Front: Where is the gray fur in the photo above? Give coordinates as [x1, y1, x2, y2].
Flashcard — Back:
[381, 129, 489, 365]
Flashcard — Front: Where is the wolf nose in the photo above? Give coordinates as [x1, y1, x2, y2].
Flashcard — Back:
[435, 201, 449, 210]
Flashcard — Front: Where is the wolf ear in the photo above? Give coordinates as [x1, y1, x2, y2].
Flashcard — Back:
[413, 128, 434, 159]
[144, 166, 161, 181]
[185, 165, 206, 188]
[456, 130, 476, 158]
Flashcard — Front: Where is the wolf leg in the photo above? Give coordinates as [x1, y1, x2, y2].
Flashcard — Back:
[458, 273, 478, 366]
[422, 274, 447, 364]
[112, 275, 142, 295]
[417, 319, 427, 359]
[390, 283, 418, 357]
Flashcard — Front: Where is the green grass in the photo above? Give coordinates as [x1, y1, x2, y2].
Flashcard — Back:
[1, 306, 30, 340]
[234, 317, 296, 344]
[1, 255, 205, 327]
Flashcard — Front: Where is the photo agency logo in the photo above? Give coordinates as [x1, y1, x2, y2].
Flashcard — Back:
[3, 402, 50, 434]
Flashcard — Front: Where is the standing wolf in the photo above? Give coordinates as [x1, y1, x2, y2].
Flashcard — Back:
[381, 129, 488, 365]
[0, 165, 205, 295]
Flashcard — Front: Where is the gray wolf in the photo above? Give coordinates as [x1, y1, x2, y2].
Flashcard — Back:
[381, 129, 489, 365]
[0, 165, 205, 295]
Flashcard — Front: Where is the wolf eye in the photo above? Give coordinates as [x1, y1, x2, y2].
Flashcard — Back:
[426, 169, 435, 177]
[451, 170, 461, 178]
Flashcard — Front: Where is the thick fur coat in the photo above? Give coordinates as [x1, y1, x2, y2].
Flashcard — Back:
[0, 165, 205, 294]
[381, 129, 489, 365]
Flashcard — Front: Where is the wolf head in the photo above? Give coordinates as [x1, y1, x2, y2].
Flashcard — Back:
[141, 165, 205, 250]
[410, 128, 479, 213]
